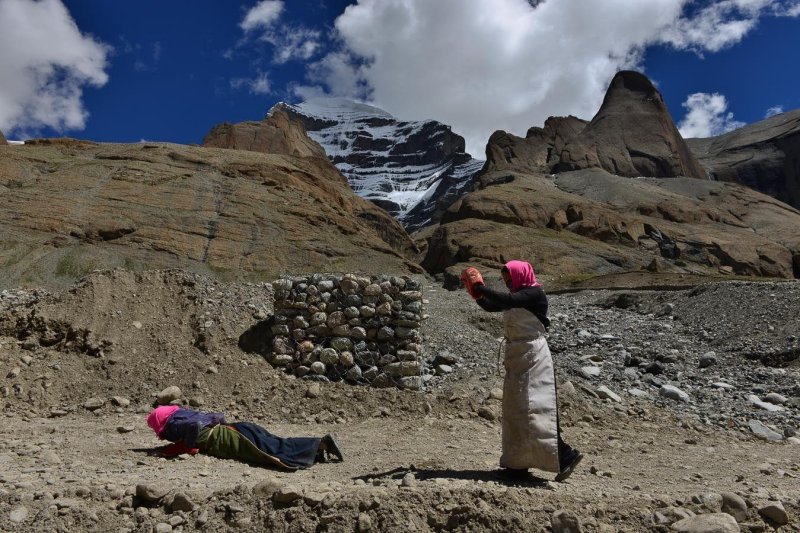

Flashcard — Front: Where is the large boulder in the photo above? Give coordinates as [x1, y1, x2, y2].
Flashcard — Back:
[553, 71, 706, 179]
[687, 108, 800, 210]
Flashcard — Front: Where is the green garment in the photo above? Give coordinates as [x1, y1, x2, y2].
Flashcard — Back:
[196, 425, 298, 471]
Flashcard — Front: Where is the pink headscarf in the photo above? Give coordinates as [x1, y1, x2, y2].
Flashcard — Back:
[504, 260, 542, 292]
[146, 405, 180, 438]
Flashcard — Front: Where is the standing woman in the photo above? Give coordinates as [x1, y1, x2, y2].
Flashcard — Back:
[461, 260, 582, 482]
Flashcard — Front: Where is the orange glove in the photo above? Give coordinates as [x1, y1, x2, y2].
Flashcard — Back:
[460, 267, 484, 299]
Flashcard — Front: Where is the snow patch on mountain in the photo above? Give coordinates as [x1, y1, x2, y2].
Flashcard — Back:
[275, 98, 484, 231]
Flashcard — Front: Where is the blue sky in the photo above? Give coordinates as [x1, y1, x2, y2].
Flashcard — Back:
[1, 0, 799, 156]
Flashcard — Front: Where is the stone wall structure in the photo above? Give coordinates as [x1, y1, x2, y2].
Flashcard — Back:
[267, 274, 425, 389]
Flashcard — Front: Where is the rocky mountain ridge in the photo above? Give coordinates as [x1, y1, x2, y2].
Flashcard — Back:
[687, 108, 800, 210]
[0, 111, 419, 289]
[422, 71, 800, 284]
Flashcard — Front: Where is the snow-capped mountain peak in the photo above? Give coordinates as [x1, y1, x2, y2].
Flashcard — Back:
[273, 98, 483, 231]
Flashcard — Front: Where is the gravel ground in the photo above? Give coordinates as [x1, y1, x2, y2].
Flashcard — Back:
[1, 271, 798, 532]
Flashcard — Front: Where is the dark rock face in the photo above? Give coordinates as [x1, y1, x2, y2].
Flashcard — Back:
[275, 98, 484, 232]
[483, 116, 588, 175]
[553, 71, 706, 179]
[687, 109, 800, 210]
[0, 130, 6, 145]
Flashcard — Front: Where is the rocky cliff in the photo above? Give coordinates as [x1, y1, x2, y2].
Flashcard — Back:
[0, 129, 7, 145]
[687, 108, 800, 210]
[422, 72, 800, 284]
[202, 107, 327, 159]
[553, 71, 706, 179]
[0, 113, 420, 288]
[275, 98, 484, 232]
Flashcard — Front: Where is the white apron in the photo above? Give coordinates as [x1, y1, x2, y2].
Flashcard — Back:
[500, 307, 560, 472]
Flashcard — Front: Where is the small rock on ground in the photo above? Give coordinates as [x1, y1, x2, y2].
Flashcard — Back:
[671, 513, 739, 532]
[551, 509, 582, 533]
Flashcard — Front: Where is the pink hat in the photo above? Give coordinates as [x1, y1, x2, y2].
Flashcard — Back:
[146, 405, 179, 437]
[503, 260, 542, 292]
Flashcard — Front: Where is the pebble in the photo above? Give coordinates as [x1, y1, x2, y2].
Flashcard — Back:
[748, 420, 784, 441]
[477, 406, 497, 421]
[273, 485, 303, 503]
[671, 513, 739, 532]
[110, 396, 130, 407]
[659, 385, 689, 402]
[436, 364, 453, 375]
[9, 506, 28, 523]
[627, 388, 649, 398]
[489, 388, 503, 400]
[763, 392, 787, 405]
[550, 509, 582, 533]
[136, 483, 170, 502]
[357, 512, 373, 532]
[306, 383, 321, 399]
[712, 382, 734, 390]
[579, 366, 600, 379]
[698, 352, 717, 368]
[157, 386, 181, 405]
[170, 492, 194, 512]
[596, 385, 621, 402]
[41, 450, 61, 464]
[401, 473, 417, 488]
[154, 523, 172, 533]
[84, 397, 105, 410]
[117, 425, 135, 433]
[253, 477, 283, 498]
[720, 492, 747, 522]
[758, 500, 789, 526]
[748, 395, 783, 412]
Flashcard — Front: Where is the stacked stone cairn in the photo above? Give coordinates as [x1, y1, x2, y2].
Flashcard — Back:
[268, 274, 425, 389]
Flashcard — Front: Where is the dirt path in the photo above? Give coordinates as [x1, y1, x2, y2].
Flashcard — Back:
[2, 406, 798, 532]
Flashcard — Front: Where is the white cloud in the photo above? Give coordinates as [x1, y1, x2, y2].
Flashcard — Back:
[239, 0, 320, 64]
[678, 92, 745, 138]
[658, 0, 773, 53]
[0, 0, 110, 136]
[264, 27, 322, 64]
[765, 105, 784, 118]
[241, 0, 284, 32]
[297, 0, 798, 156]
[231, 72, 272, 95]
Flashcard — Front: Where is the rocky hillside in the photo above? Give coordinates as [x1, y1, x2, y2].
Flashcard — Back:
[0, 111, 420, 289]
[275, 98, 484, 232]
[687, 108, 800, 210]
[0, 129, 7, 145]
[422, 71, 800, 284]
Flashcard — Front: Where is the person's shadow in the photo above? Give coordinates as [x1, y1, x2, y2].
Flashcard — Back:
[353, 466, 551, 488]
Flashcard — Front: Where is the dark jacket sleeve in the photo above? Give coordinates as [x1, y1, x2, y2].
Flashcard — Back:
[474, 285, 550, 329]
